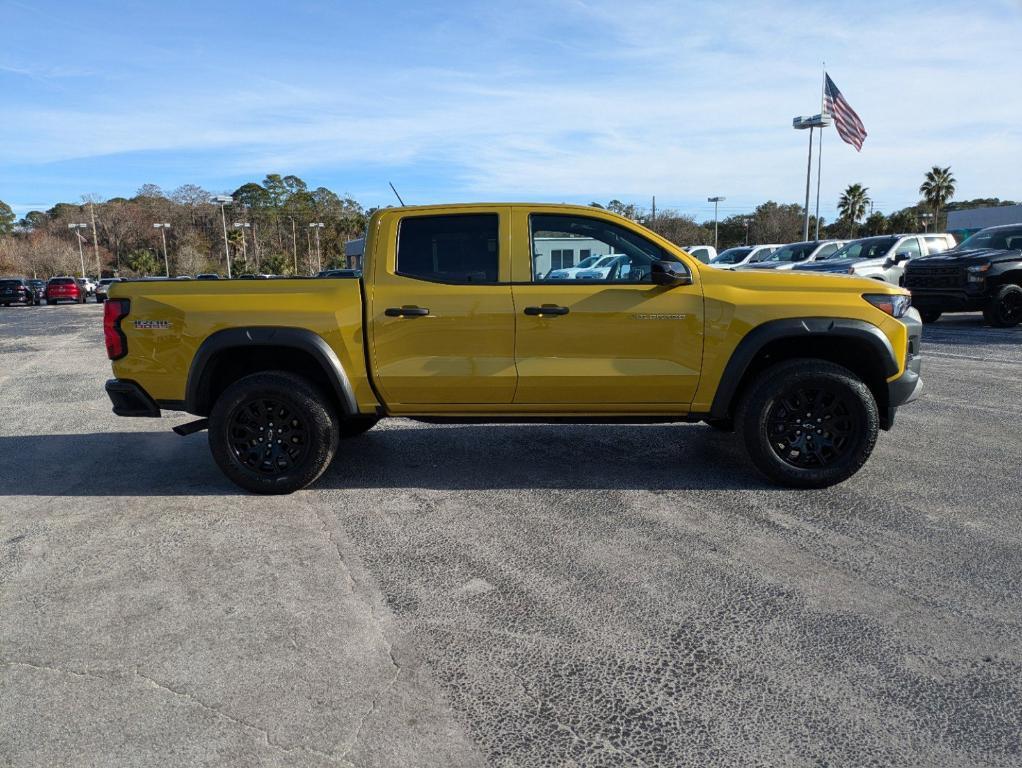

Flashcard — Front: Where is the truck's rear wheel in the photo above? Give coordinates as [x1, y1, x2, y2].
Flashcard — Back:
[208, 371, 339, 494]
[982, 284, 1022, 328]
[919, 309, 942, 324]
[736, 359, 878, 488]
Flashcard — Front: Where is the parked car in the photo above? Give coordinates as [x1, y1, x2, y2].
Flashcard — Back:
[81, 277, 98, 297]
[905, 223, 1022, 326]
[793, 234, 955, 285]
[708, 244, 780, 269]
[683, 245, 717, 263]
[196, 273, 221, 280]
[0, 278, 38, 306]
[95, 277, 123, 303]
[545, 254, 616, 280]
[45, 276, 86, 304]
[103, 202, 921, 494]
[317, 269, 361, 278]
[575, 254, 636, 280]
[738, 240, 845, 271]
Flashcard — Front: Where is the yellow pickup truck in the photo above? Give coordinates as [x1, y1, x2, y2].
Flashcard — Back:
[104, 203, 922, 494]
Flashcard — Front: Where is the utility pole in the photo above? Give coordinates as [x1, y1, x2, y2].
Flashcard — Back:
[89, 202, 101, 276]
[793, 114, 831, 242]
[211, 196, 234, 278]
[291, 217, 298, 274]
[309, 223, 324, 273]
[651, 195, 656, 224]
[707, 196, 725, 250]
[153, 223, 171, 276]
[68, 223, 88, 277]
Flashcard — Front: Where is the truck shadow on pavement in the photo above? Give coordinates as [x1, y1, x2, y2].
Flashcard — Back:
[0, 422, 772, 496]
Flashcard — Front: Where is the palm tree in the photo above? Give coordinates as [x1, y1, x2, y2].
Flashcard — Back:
[919, 166, 956, 229]
[838, 183, 871, 237]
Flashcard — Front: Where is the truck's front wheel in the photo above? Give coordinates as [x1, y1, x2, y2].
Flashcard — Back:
[208, 371, 339, 494]
[737, 359, 879, 489]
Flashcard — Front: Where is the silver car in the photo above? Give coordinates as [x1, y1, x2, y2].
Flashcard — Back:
[852, 233, 957, 285]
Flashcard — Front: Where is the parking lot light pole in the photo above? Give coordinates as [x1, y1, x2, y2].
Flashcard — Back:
[153, 223, 171, 276]
[233, 222, 251, 269]
[211, 196, 234, 278]
[309, 223, 325, 273]
[707, 197, 725, 250]
[68, 223, 89, 277]
[793, 114, 831, 241]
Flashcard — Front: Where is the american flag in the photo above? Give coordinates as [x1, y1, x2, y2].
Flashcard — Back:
[824, 74, 867, 151]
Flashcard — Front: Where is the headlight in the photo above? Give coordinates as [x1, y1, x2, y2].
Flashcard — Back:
[966, 263, 990, 282]
[863, 293, 911, 318]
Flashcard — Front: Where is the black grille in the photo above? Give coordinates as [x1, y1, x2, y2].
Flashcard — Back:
[905, 265, 965, 290]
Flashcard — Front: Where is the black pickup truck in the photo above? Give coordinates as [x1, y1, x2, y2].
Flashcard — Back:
[904, 224, 1022, 327]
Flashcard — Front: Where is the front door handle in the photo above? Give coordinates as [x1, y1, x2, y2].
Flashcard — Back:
[385, 306, 430, 317]
[524, 305, 569, 316]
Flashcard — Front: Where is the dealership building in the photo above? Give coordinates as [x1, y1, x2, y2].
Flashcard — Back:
[947, 204, 1022, 231]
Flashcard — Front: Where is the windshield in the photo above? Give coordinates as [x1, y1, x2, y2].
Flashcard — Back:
[760, 243, 817, 263]
[712, 247, 752, 264]
[574, 255, 601, 269]
[99, 278, 118, 285]
[957, 226, 1022, 251]
[829, 237, 897, 261]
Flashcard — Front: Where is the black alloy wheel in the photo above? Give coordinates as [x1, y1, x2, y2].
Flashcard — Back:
[226, 397, 310, 476]
[984, 284, 1022, 328]
[765, 386, 857, 469]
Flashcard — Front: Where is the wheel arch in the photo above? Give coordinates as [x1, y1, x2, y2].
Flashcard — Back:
[185, 327, 358, 417]
[709, 318, 898, 427]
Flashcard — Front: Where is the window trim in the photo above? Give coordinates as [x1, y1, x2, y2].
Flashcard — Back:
[394, 212, 501, 286]
[528, 212, 686, 286]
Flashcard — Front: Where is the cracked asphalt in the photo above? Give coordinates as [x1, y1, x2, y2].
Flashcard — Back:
[1, 303, 1020, 767]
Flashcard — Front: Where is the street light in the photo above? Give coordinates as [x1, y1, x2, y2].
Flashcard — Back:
[233, 222, 251, 268]
[919, 212, 934, 232]
[211, 195, 234, 278]
[793, 114, 831, 240]
[68, 223, 89, 277]
[153, 223, 171, 276]
[309, 222, 325, 273]
[707, 197, 725, 250]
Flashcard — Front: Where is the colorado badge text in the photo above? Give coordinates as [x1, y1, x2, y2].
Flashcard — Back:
[134, 319, 172, 330]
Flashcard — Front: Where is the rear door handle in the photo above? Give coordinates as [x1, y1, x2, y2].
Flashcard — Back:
[524, 305, 569, 316]
[385, 306, 430, 317]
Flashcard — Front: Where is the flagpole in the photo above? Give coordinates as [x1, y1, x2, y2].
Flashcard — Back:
[815, 64, 826, 239]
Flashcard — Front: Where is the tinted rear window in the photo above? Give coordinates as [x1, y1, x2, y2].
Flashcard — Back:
[397, 214, 499, 283]
[50, 278, 75, 285]
[0, 280, 24, 288]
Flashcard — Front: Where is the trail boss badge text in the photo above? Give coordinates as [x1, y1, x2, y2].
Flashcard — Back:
[134, 320, 172, 330]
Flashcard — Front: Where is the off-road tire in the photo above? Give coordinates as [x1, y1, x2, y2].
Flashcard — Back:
[736, 359, 879, 488]
[338, 416, 380, 438]
[982, 284, 1022, 328]
[208, 371, 339, 494]
[919, 309, 942, 324]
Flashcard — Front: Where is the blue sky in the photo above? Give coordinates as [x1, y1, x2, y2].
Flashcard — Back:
[2, 0, 1020, 222]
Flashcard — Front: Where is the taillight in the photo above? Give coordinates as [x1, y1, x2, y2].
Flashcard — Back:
[104, 299, 130, 360]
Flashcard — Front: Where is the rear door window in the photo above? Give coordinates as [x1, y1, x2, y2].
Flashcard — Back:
[397, 214, 499, 283]
[924, 235, 951, 255]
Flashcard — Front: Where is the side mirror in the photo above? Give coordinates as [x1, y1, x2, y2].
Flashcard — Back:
[893, 251, 911, 264]
[651, 260, 692, 287]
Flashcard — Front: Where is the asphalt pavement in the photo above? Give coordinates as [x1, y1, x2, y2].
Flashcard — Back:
[1, 303, 1020, 767]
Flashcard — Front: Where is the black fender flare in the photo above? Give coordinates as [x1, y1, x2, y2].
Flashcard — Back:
[709, 318, 898, 419]
[185, 327, 358, 416]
